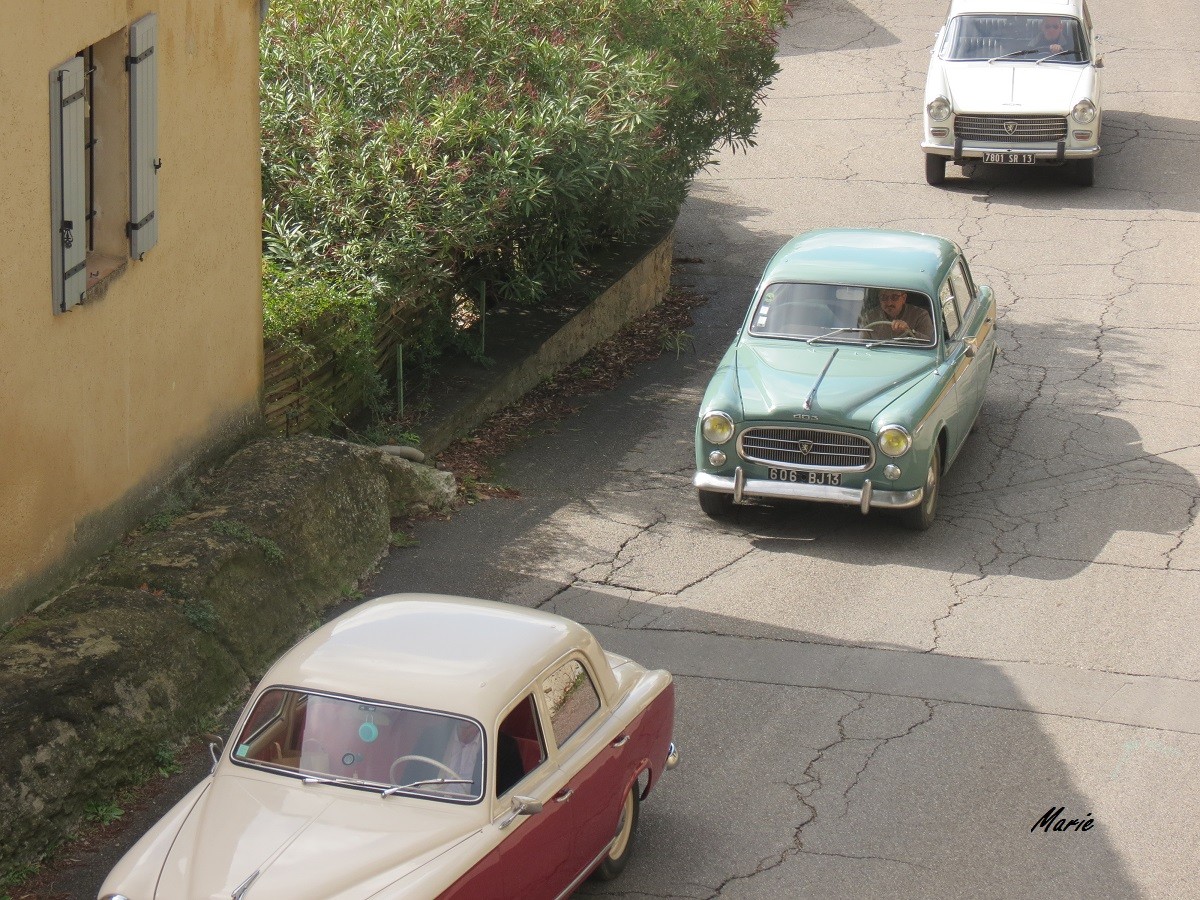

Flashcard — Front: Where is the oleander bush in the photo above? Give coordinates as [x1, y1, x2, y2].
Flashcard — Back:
[260, 0, 790, 417]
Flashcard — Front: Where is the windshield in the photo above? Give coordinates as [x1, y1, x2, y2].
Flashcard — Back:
[748, 282, 937, 348]
[944, 14, 1088, 63]
[231, 688, 484, 803]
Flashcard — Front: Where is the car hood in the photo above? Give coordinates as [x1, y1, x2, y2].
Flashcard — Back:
[945, 61, 1087, 113]
[155, 774, 476, 900]
[735, 343, 935, 429]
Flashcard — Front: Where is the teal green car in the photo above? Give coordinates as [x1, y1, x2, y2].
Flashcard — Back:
[693, 228, 997, 530]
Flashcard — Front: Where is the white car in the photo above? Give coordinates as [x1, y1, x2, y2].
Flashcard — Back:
[922, 0, 1104, 186]
[98, 594, 678, 900]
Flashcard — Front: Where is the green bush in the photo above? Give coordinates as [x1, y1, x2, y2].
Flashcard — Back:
[260, 0, 789, 410]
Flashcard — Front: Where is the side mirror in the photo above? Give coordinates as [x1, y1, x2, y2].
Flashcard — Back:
[1094, 55, 1104, 68]
[204, 733, 225, 771]
[511, 795, 543, 816]
[499, 794, 545, 830]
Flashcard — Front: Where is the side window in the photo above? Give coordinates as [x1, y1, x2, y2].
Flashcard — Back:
[495, 695, 547, 796]
[939, 279, 961, 338]
[949, 260, 974, 319]
[49, 13, 158, 314]
[542, 658, 601, 748]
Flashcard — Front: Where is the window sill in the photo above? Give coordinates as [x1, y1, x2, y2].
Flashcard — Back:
[83, 254, 128, 304]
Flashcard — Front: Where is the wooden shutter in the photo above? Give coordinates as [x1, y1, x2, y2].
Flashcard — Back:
[128, 13, 159, 259]
[50, 56, 87, 313]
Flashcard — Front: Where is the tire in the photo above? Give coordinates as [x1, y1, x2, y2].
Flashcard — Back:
[925, 154, 946, 186]
[591, 784, 640, 882]
[698, 488, 734, 519]
[1073, 157, 1095, 187]
[901, 442, 941, 531]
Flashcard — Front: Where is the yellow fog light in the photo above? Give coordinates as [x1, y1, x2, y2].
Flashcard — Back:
[701, 412, 735, 445]
[877, 425, 912, 458]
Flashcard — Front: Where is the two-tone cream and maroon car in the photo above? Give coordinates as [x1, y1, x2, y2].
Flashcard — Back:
[98, 594, 678, 900]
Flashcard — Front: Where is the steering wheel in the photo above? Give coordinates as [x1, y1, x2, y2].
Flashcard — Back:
[861, 320, 894, 330]
[389, 754, 461, 784]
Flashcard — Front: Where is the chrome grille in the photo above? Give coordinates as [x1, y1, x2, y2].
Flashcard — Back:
[739, 427, 873, 471]
[954, 114, 1068, 143]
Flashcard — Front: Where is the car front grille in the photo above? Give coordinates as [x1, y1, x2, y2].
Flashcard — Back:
[739, 427, 874, 471]
[954, 114, 1068, 143]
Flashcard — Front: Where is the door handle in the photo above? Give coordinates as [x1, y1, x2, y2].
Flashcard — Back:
[612, 734, 631, 748]
[555, 788, 574, 803]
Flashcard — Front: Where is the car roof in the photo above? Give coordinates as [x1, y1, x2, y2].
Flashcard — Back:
[760, 228, 960, 297]
[256, 593, 617, 724]
[947, 0, 1084, 18]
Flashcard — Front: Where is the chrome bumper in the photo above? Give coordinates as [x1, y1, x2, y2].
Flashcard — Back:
[694, 469, 923, 513]
[665, 742, 680, 771]
[922, 141, 1099, 160]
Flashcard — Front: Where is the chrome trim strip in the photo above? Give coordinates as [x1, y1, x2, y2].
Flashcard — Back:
[695, 471, 922, 510]
[556, 846, 611, 900]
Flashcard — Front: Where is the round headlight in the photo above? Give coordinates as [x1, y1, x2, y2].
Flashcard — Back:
[1071, 99, 1097, 125]
[701, 412, 735, 445]
[926, 97, 952, 122]
[877, 425, 912, 458]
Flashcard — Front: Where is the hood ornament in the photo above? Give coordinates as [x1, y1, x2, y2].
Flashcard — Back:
[804, 348, 839, 411]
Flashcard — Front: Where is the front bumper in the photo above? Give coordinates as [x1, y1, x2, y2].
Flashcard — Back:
[694, 468, 923, 514]
[922, 140, 1099, 161]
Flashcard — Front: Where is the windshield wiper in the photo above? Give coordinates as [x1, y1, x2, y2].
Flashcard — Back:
[382, 777, 474, 797]
[1036, 49, 1079, 64]
[988, 48, 1041, 63]
[806, 326, 869, 345]
[302, 774, 386, 790]
[864, 334, 932, 348]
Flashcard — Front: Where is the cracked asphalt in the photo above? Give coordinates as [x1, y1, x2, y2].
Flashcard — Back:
[374, 0, 1200, 896]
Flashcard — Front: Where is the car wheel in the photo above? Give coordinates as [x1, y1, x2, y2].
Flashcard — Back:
[925, 154, 946, 186]
[698, 488, 734, 519]
[591, 784, 640, 882]
[901, 443, 941, 531]
[1073, 157, 1095, 187]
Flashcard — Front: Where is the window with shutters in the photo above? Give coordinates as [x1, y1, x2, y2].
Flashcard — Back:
[50, 14, 158, 314]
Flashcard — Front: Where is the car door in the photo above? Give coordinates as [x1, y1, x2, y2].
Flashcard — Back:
[440, 693, 577, 900]
[948, 258, 994, 439]
[538, 656, 628, 880]
[936, 276, 972, 459]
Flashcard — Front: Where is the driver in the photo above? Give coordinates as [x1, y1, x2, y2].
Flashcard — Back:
[860, 289, 933, 341]
[442, 721, 483, 794]
[1031, 15, 1074, 54]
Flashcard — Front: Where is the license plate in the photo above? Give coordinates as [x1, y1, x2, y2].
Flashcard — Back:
[982, 151, 1036, 164]
[767, 468, 840, 486]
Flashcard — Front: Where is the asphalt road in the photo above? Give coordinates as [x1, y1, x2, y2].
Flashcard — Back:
[58, 1, 1199, 898]
[374, 0, 1200, 896]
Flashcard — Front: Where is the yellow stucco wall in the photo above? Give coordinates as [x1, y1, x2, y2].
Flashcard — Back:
[0, 0, 264, 624]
